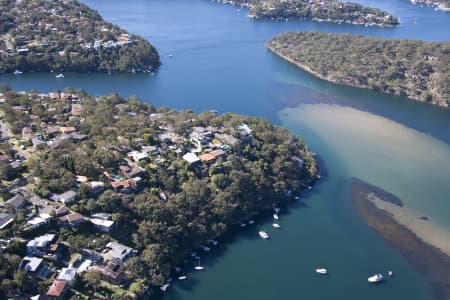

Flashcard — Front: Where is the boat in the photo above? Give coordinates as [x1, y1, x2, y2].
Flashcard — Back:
[240, 222, 246, 228]
[178, 275, 187, 280]
[195, 258, 204, 270]
[160, 284, 170, 291]
[210, 109, 218, 114]
[272, 223, 281, 228]
[174, 266, 181, 272]
[368, 273, 384, 283]
[190, 252, 197, 257]
[258, 230, 269, 239]
[169, 54, 173, 57]
[274, 207, 281, 213]
[315, 268, 328, 275]
[273, 214, 279, 220]
[55, 73, 64, 78]
[248, 220, 255, 224]
[388, 270, 393, 276]
[13, 70, 23, 75]
[200, 245, 211, 251]
[210, 239, 218, 245]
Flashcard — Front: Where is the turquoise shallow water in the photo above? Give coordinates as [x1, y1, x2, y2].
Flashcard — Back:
[1, 0, 450, 298]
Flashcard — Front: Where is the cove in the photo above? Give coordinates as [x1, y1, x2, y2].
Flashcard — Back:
[1, 0, 450, 299]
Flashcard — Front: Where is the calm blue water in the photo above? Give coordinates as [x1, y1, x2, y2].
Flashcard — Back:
[1, 0, 449, 299]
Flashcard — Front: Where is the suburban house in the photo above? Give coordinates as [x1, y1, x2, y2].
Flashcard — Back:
[90, 260, 124, 284]
[101, 242, 134, 263]
[58, 212, 84, 227]
[2, 194, 25, 212]
[182, 152, 200, 165]
[90, 218, 115, 233]
[19, 256, 53, 279]
[50, 190, 77, 204]
[26, 234, 59, 259]
[0, 213, 13, 230]
[47, 280, 68, 299]
[56, 267, 77, 285]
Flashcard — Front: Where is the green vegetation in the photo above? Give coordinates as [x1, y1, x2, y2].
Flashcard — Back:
[220, 0, 398, 26]
[0, 88, 318, 298]
[0, 0, 160, 73]
[268, 31, 450, 107]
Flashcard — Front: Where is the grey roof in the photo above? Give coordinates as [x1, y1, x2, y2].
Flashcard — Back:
[27, 234, 56, 248]
[22, 256, 43, 272]
[102, 242, 134, 262]
[0, 213, 13, 229]
[4, 194, 25, 210]
[57, 267, 77, 281]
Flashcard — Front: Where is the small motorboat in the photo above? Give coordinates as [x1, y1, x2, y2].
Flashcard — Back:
[388, 270, 393, 277]
[56, 73, 64, 78]
[248, 220, 255, 224]
[273, 214, 279, 220]
[178, 275, 187, 280]
[13, 70, 23, 75]
[190, 252, 197, 257]
[200, 245, 211, 252]
[368, 273, 384, 283]
[169, 54, 173, 57]
[315, 268, 328, 275]
[258, 230, 269, 239]
[240, 222, 247, 228]
[210, 239, 218, 246]
[273, 207, 281, 213]
[160, 284, 170, 291]
[272, 223, 281, 228]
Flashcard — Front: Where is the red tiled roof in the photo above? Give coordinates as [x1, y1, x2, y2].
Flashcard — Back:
[47, 280, 67, 297]
[199, 153, 215, 162]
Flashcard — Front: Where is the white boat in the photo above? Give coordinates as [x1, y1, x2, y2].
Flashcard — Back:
[294, 196, 300, 200]
[273, 207, 281, 213]
[258, 230, 269, 239]
[160, 284, 170, 291]
[315, 268, 328, 275]
[56, 73, 64, 78]
[178, 275, 187, 280]
[388, 270, 393, 276]
[190, 252, 197, 257]
[169, 54, 173, 57]
[13, 70, 23, 75]
[368, 273, 384, 283]
[273, 214, 279, 220]
[195, 258, 204, 270]
[240, 222, 246, 228]
[248, 220, 255, 224]
[272, 223, 281, 228]
[174, 266, 181, 272]
[200, 245, 211, 251]
[210, 239, 218, 245]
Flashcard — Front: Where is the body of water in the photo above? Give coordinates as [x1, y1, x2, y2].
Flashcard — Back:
[1, 0, 449, 299]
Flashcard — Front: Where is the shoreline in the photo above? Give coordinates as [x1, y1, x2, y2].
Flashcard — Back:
[267, 43, 449, 109]
[350, 178, 450, 300]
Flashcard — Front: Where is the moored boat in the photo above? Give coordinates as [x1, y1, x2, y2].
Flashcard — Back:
[56, 73, 64, 78]
[315, 268, 328, 275]
[178, 275, 187, 280]
[273, 214, 279, 220]
[13, 70, 23, 75]
[258, 230, 269, 239]
[272, 223, 281, 228]
[368, 273, 384, 283]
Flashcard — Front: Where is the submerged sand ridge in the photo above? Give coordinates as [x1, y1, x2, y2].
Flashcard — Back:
[351, 178, 450, 300]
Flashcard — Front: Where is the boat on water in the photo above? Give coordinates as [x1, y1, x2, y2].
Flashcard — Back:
[368, 273, 384, 283]
[195, 258, 204, 270]
[248, 220, 255, 224]
[13, 70, 23, 75]
[315, 268, 328, 275]
[174, 266, 181, 272]
[178, 275, 187, 280]
[190, 252, 197, 257]
[169, 54, 173, 57]
[258, 230, 269, 239]
[160, 283, 170, 291]
[240, 222, 246, 228]
[388, 270, 393, 276]
[273, 207, 281, 213]
[210, 239, 218, 245]
[272, 223, 281, 228]
[55, 73, 64, 78]
[200, 245, 211, 251]
[273, 214, 279, 220]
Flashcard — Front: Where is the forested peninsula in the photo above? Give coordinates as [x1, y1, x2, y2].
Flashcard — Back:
[0, 0, 160, 74]
[0, 88, 317, 298]
[214, 0, 398, 26]
[268, 31, 450, 108]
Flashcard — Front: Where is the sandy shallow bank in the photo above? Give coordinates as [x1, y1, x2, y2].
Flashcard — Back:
[351, 178, 450, 300]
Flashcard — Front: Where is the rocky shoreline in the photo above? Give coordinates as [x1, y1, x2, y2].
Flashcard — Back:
[350, 178, 450, 300]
